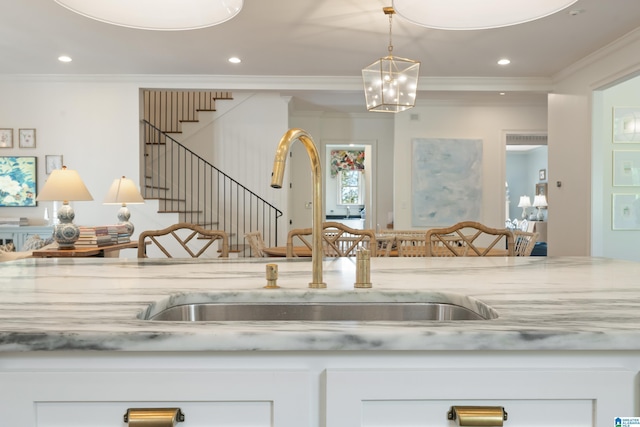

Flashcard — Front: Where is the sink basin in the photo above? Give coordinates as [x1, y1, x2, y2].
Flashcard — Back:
[144, 300, 495, 322]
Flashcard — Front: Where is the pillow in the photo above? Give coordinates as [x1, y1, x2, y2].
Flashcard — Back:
[21, 235, 48, 252]
[0, 242, 15, 252]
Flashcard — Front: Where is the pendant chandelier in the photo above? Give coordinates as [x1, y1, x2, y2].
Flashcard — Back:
[362, 7, 420, 113]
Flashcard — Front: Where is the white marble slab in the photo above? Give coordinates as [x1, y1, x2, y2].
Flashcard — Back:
[1, 256, 639, 352]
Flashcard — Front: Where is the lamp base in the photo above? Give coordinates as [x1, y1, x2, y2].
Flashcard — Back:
[54, 203, 80, 249]
[117, 205, 134, 237]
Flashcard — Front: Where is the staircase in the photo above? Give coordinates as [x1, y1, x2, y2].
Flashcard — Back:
[141, 90, 282, 254]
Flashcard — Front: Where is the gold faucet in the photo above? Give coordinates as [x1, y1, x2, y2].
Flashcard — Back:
[271, 128, 326, 289]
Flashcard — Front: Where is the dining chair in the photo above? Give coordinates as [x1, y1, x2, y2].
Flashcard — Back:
[425, 221, 515, 257]
[396, 235, 428, 257]
[138, 222, 229, 258]
[286, 222, 376, 257]
[513, 230, 539, 256]
[244, 231, 267, 257]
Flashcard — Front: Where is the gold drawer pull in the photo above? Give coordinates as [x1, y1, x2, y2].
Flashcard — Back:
[124, 408, 185, 427]
[448, 406, 508, 426]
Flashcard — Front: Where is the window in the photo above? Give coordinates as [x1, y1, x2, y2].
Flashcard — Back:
[338, 170, 364, 205]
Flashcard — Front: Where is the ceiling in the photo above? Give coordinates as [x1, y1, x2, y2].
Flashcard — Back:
[2, 0, 640, 111]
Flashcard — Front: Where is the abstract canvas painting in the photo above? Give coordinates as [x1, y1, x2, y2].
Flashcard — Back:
[0, 156, 37, 207]
[412, 138, 483, 227]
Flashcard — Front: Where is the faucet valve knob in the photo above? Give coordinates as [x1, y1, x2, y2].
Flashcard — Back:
[354, 249, 372, 289]
[265, 263, 280, 289]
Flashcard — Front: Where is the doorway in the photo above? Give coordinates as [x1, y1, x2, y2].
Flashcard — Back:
[505, 133, 548, 236]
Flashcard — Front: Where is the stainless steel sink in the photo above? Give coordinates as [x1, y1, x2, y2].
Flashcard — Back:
[145, 302, 493, 322]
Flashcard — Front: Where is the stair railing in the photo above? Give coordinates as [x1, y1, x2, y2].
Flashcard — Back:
[142, 120, 282, 254]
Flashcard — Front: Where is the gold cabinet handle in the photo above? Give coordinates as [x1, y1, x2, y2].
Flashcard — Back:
[124, 408, 184, 427]
[448, 406, 508, 426]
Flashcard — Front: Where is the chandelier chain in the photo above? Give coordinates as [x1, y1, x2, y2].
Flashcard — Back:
[388, 13, 394, 55]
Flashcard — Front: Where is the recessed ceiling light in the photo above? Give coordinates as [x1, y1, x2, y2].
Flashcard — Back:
[228, 57, 241, 64]
[58, 55, 72, 63]
[499, 92, 506, 96]
[498, 58, 511, 66]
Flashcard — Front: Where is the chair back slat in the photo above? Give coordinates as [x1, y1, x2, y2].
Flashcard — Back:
[138, 222, 229, 258]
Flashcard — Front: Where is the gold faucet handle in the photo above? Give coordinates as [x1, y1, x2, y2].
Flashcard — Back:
[265, 263, 280, 289]
[354, 248, 372, 289]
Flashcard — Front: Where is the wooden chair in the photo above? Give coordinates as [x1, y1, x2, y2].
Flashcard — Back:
[425, 221, 515, 257]
[513, 230, 539, 256]
[244, 231, 267, 257]
[138, 223, 229, 258]
[396, 235, 428, 257]
[286, 222, 376, 257]
[375, 234, 396, 257]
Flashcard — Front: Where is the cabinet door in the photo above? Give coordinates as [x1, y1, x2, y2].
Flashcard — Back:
[326, 369, 634, 427]
[0, 370, 309, 427]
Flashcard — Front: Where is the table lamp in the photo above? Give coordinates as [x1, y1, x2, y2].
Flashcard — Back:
[36, 166, 93, 249]
[533, 194, 548, 221]
[517, 196, 532, 219]
[103, 176, 144, 237]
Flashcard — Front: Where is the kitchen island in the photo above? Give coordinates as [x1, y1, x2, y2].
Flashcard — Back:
[1, 256, 639, 426]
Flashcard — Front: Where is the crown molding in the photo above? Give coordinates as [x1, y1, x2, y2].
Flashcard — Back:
[0, 73, 553, 93]
[553, 26, 640, 83]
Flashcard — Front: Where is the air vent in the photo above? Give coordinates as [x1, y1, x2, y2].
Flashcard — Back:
[506, 134, 547, 145]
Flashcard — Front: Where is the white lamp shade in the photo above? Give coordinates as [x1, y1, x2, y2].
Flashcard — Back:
[54, 0, 243, 31]
[392, 0, 579, 30]
[103, 176, 145, 205]
[517, 196, 532, 208]
[533, 194, 548, 208]
[36, 166, 93, 202]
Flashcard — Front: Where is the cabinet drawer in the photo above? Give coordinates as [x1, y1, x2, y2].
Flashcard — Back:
[326, 368, 634, 427]
[0, 370, 309, 427]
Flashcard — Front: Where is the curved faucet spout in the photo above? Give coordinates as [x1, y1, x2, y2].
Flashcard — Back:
[271, 128, 325, 288]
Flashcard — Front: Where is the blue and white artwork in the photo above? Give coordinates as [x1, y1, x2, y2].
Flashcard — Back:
[0, 156, 37, 207]
[412, 138, 482, 227]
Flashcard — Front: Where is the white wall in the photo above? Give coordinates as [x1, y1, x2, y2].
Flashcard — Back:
[393, 101, 547, 230]
[593, 75, 640, 261]
[289, 112, 394, 233]
[0, 78, 290, 256]
[550, 28, 640, 258]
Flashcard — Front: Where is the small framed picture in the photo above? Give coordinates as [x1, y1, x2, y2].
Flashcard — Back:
[539, 169, 546, 181]
[45, 155, 63, 174]
[0, 129, 13, 148]
[613, 107, 640, 143]
[19, 128, 36, 148]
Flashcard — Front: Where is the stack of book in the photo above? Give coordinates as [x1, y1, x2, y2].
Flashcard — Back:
[0, 217, 28, 227]
[76, 226, 112, 247]
[107, 224, 130, 244]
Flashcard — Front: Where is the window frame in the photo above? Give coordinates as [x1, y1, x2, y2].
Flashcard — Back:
[336, 169, 364, 206]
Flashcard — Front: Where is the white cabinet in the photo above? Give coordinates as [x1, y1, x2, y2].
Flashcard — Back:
[1, 354, 637, 427]
[325, 369, 635, 427]
[0, 370, 310, 427]
[0, 225, 52, 250]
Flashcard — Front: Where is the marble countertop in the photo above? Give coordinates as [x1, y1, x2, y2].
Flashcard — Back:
[1, 256, 640, 352]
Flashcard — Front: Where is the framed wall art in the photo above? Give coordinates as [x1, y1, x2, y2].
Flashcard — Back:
[0, 156, 37, 207]
[18, 128, 36, 148]
[411, 138, 483, 226]
[613, 107, 640, 143]
[45, 154, 63, 174]
[613, 150, 640, 186]
[0, 129, 13, 148]
[535, 182, 548, 199]
[612, 193, 640, 230]
[539, 168, 546, 181]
